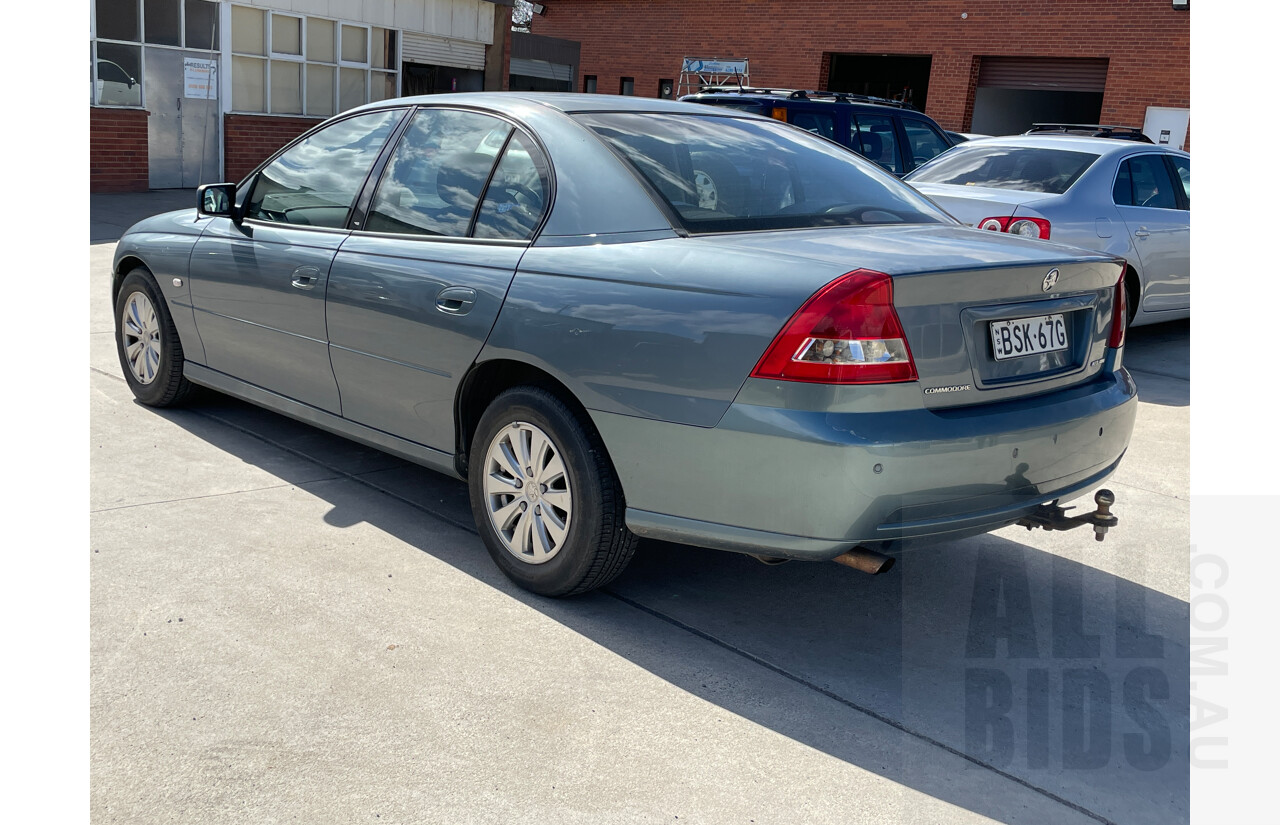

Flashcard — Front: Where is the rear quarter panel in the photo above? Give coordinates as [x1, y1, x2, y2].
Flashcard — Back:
[479, 238, 844, 427]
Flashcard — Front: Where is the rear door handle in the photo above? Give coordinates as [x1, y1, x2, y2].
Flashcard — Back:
[291, 266, 321, 289]
[1133, 228, 1151, 239]
[436, 286, 477, 315]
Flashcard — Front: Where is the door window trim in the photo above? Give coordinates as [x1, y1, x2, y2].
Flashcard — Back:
[1112, 151, 1187, 211]
[354, 105, 557, 246]
[239, 106, 411, 232]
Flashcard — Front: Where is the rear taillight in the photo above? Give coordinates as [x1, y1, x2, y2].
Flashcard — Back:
[1107, 270, 1126, 348]
[977, 216, 1052, 240]
[751, 269, 918, 384]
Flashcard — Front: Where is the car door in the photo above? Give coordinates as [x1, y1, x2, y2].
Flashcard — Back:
[899, 116, 954, 173]
[325, 108, 551, 452]
[187, 108, 407, 413]
[1112, 152, 1190, 313]
[851, 112, 905, 175]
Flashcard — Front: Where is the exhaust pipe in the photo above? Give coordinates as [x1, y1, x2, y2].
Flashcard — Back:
[832, 546, 895, 575]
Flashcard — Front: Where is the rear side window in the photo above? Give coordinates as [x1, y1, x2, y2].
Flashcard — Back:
[578, 112, 951, 235]
[245, 109, 403, 228]
[852, 114, 902, 175]
[365, 109, 511, 237]
[474, 133, 550, 241]
[1113, 155, 1178, 209]
[1170, 156, 1190, 205]
[907, 145, 1099, 195]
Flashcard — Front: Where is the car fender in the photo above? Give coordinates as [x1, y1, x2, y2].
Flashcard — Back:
[112, 209, 214, 364]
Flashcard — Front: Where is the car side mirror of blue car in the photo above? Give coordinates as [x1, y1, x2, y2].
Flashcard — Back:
[197, 183, 238, 221]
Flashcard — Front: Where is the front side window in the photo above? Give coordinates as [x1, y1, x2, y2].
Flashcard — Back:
[245, 109, 403, 228]
[789, 110, 836, 141]
[852, 114, 902, 175]
[908, 145, 1099, 195]
[365, 109, 512, 237]
[579, 112, 952, 235]
[1113, 155, 1177, 209]
[902, 119, 951, 170]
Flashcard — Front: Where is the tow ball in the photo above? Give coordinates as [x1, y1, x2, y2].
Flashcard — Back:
[1017, 489, 1119, 542]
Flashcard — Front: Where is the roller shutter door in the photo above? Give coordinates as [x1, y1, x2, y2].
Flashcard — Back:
[402, 32, 485, 72]
[509, 57, 573, 83]
[977, 57, 1108, 92]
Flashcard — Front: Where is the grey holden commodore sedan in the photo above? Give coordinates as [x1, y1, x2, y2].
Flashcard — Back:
[112, 93, 1136, 596]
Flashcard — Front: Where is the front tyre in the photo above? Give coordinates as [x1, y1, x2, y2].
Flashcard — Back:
[114, 268, 194, 407]
[469, 387, 637, 597]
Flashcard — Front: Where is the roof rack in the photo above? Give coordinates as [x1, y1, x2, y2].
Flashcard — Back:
[690, 86, 913, 109]
[1024, 123, 1154, 142]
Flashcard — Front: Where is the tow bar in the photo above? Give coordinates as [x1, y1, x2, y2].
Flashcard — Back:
[1017, 489, 1119, 542]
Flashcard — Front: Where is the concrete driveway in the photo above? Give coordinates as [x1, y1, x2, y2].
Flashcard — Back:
[90, 198, 1189, 824]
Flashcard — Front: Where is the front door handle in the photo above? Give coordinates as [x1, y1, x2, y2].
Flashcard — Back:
[436, 286, 477, 315]
[1133, 228, 1151, 239]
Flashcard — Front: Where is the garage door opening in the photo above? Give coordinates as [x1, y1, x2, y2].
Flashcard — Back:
[971, 57, 1107, 136]
[827, 54, 933, 111]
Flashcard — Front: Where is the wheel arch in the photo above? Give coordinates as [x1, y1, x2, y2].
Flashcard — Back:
[1123, 261, 1141, 325]
[455, 358, 605, 480]
[112, 254, 148, 302]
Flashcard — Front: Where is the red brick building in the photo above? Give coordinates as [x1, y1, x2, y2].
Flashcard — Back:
[90, 1, 1189, 193]
[512, 0, 1190, 147]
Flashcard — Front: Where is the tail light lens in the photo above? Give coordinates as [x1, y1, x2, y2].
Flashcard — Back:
[770, 107, 788, 122]
[977, 216, 1052, 240]
[1107, 269, 1126, 348]
[751, 269, 918, 384]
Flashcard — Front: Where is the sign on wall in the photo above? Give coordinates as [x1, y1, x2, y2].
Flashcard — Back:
[681, 58, 749, 76]
[183, 58, 218, 99]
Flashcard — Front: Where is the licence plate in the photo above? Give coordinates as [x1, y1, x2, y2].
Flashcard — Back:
[989, 314, 1068, 361]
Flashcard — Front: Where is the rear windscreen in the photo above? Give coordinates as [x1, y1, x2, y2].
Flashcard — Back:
[577, 112, 953, 234]
[906, 146, 1099, 195]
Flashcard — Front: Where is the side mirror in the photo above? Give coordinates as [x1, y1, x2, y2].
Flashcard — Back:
[197, 183, 237, 221]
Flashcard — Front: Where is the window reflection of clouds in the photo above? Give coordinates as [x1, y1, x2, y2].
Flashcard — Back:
[249, 110, 401, 227]
[908, 146, 1099, 195]
[367, 109, 512, 238]
[475, 134, 548, 241]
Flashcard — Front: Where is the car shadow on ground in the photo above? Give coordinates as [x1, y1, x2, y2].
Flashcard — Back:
[128, 388, 1190, 825]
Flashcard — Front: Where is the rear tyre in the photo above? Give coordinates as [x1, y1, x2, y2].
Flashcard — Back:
[114, 267, 194, 407]
[468, 387, 637, 597]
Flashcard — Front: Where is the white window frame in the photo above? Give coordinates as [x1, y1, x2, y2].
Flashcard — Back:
[225, 5, 399, 118]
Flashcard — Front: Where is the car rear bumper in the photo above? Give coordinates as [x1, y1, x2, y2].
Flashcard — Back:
[593, 368, 1138, 560]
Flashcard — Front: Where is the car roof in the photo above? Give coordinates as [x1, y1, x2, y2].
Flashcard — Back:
[939, 134, 1188, 158]
[347, 91, 747, 118]
[682, 88, 911, 112]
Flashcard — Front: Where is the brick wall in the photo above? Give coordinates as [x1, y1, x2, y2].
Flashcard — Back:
[525, 0, 1189, 141]
[224, 114, 324, 182]
[91, 108, 150, 192]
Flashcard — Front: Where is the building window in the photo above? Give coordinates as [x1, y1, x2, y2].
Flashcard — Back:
[620, 77, 634, 96]
[90, 0, 220, 107]
[228, 5, 399, 116]
[583, 75, 596, 94]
